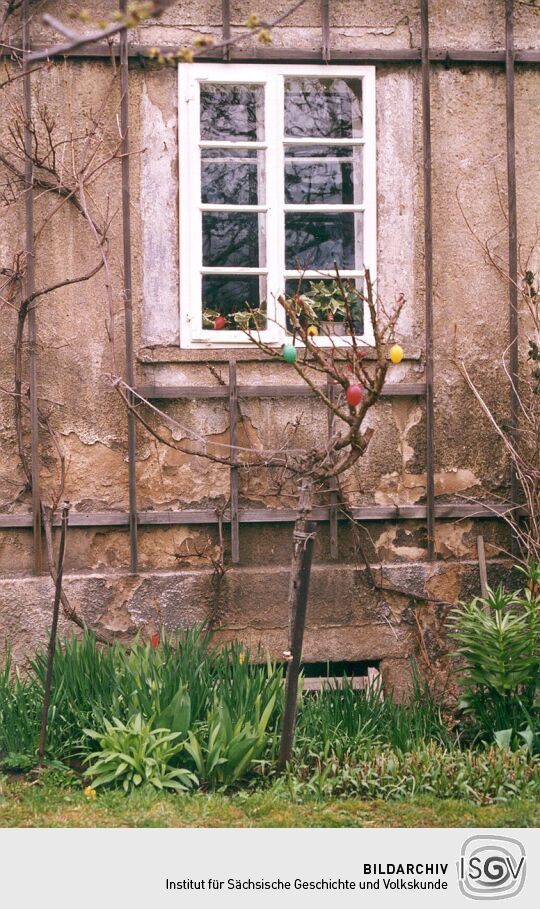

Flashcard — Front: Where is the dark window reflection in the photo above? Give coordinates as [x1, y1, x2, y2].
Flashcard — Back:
[284, 79, 362, 139]
[285, 212, 360, 270]
[200, 84, 264, 141]
[203, 212, 263, 267]
[202, 149, 260, 205]
[202, 275, 266, 327]
[285, 145, 361, 205]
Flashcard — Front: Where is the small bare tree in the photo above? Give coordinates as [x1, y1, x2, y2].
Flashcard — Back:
[114, 276, 406, 764]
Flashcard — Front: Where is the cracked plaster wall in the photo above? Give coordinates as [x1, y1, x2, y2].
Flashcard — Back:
[0, 2, 539, 675]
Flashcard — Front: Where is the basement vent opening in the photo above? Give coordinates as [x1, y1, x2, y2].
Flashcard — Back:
[299, 660, 382, 693]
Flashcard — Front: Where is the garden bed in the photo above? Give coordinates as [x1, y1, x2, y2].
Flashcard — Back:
[1, 579, 539, 824]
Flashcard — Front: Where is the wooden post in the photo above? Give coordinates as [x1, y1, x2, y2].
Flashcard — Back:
[222, 0, 231, 61]
[38, 504, 69, 760]
[326, 380, 338, 559]
[22, 0, 41, 575]
[321, 0, 330, 62]
[229, 360, 240, 563]
[505, 0, 520, 554]
[421, 0, 436, 561]
[120, 0, 138, 574]
[277, 481, 317, 772]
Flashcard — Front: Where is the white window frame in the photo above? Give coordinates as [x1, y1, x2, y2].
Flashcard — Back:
[178, 63, 376, 349]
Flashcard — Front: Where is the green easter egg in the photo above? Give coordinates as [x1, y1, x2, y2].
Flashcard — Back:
[282, 344, 297, 363]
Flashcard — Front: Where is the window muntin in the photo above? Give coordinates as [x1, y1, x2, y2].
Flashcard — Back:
[179, 64, 376, 347]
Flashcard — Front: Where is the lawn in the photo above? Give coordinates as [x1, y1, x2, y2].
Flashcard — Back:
[1, 777, 539, 828]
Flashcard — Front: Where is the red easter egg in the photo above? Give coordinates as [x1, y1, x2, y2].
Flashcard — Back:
[346, 384, 363, 407]
[214, 315, 227, 330]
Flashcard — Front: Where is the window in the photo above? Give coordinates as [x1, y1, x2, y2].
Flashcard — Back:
[178, 64, 376, 348]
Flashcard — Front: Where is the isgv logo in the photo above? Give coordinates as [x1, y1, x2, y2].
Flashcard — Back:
[458, 835, 526, 901]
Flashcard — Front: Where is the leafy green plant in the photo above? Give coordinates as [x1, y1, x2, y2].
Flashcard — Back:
[185, 694, 277, 788]
[28, 627, 217, 757]
[1, 628, 283, 763]
[0, 753, 37, 773]
[280, 742, 540, 805]
[449, 579, 540, 746]
[302, 279, 357, 323]
[155, 684, 192, 736]
[84, 714, 197, 793]
[0, 650, 41, 756]
[294, 671, 453, 757]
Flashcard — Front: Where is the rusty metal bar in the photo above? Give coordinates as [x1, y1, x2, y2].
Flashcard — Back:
[228, 360, 240, 562]
[505, 0, 520, 545]
[222, 0, 231, 61]
[22, 0, 41, 575]
[120, 0, 138, 574]
[321, 0, 330, 63]
[14, 45, 540, 64]
[421, 0, 436, 561]
[326, 380, 338, 558]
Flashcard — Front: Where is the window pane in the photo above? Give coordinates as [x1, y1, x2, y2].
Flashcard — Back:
[285, 212, 362, 270]
[284, 78, 362, 139]
[285, 146, 361, 205]
[201, 149, 263, 205]
[202, 275, 267, 329]
[285, 277, 364, 335]
[203, 212, 265, 267]
[200, 83, 264, 141]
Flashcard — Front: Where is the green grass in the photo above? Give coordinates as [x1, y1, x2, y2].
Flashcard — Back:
[1, 775, 539, 828]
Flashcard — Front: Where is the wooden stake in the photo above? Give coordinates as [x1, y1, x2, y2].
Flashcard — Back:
[477, 534, 489, 599]
[38, 503, 69, 761]
[277, 482, 317, 772]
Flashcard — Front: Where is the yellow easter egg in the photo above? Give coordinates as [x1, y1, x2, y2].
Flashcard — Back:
[389, 344, 404, 364]
[306, 325, 319, 337]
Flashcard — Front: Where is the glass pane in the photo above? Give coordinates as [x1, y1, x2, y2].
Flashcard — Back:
[203, 212, 265, 268]
[202, 275, 267, 330]
[284, 277, 364, 335]
[200, 83, 264, 142]
[201, 149, 263, 205]
[285, 212, 362, 270]
[285, 146, 361, 205]
[284, 78, 362, 139]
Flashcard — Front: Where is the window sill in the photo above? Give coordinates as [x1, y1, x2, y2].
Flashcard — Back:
[138, 345, 423, 365]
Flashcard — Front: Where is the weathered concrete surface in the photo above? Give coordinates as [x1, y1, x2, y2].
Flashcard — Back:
[0, 2, 538, 682]
[0, 559, 511, 698]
